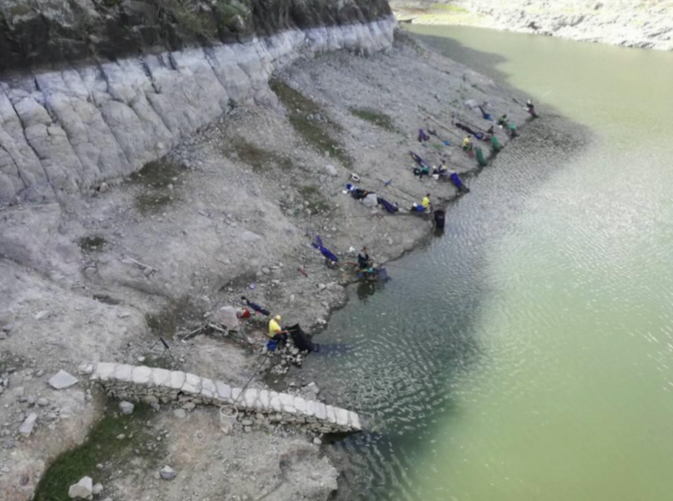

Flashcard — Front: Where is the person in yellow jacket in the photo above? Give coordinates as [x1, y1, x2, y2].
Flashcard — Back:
[268, 315, 288, 346]
[462, 135, 473, 152]
[422, 193, 431, 210]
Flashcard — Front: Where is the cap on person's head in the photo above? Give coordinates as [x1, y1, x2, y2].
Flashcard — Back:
[426, 193, 431, 197]
[274, 315, 281, 321]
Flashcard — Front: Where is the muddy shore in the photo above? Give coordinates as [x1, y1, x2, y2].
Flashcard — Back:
[0, 31, 530, 501]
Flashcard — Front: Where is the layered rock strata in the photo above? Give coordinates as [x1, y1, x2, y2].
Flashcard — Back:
[0, 16, 395, 203]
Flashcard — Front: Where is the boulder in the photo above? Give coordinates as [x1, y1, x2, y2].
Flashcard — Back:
[362, 193, 378, 208]
[119, 401, 134, 415]
[68, 476, 93, 499]
[19, 413, 38, 437]
[324, 164, 338, 177]
[160, 465, 176, 480]
[48, 370, 78, 390]
[211, 306, 240, 331]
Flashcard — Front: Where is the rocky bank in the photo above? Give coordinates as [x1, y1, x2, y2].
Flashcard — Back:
[391, 0, 673, 51]
[0, 5, 531, 500]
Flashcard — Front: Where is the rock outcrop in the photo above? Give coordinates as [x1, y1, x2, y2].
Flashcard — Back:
[0, 1, 395, 204]
[391, 0, 673, 51]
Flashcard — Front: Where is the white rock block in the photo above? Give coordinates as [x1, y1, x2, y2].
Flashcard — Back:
[93, 362, 116, 382]
[182, 373, 201, 394]
[112, 364, 134, 383]
[269, 392, 281, 412]
[201, 378, 216, 399]
[294, 396, 307, 415]
[243, 389, 258, 409]
[305, 400, 316, 417]
[150, 368, 171, 386]
[349, 412, 362, 431]
[325, 405, 337, 424]
[279, 393, 296, 414]
[259, 389, 270, 408]
[231, 388, 243, 402]
[131, 366, 152, 385]
[314, 402, 327, 420]
[168, 371, 186, 390]
[335, 408, 349, 427]
[215, 381, 231, 401]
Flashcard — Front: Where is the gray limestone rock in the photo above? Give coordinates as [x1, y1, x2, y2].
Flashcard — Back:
[68, 476, 93, 499]
[160, 465, 177, 480]
[19, 413, 38, 437]
[48, 370, 78, 389]
[119, 401, 134, 415]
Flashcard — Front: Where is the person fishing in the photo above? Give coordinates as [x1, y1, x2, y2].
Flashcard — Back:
[268, 315, 288, 346]
[526, 99, 538, 118]
[410, 193, 430, 213]
[434, 161, 449, 177]
[497, 114, 509, 127]
[413, 163, 430, 178]
[313, 235, 339, 266]
[434, 206, 447, 230]
[508, 122, 519, 138]
[358, 246, 373, 270]
[462, 135, 473, 152]
[422, 193, 431, 210]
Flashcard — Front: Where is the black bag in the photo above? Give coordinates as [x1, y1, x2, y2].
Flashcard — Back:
[287, 324, 319, 353]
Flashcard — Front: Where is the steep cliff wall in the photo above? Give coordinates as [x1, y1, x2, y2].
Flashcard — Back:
[0, 1, 395, 204]
[391, 0, 673, 51]
[0, 0, 392, 71]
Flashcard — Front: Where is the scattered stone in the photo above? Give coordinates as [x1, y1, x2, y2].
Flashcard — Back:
[68, 476, 93, 499]
[34, 310, 50, 321]
[48, 370, 78, 390]
[313, 437, 322, 445]
[318, 283, 326, 291]
[37, 397, 49, 407]
[160, 466, 176, 480]
[241, 419, 253, 426]
[119, 401, 134, 415]
[92, 483, 103, 495]
[19, 413, 38, 437]
[116, 434, 125, 440]
[181, 402, 196, 411]
[173, 409, 186, 419]
[324, 164, 338, 177]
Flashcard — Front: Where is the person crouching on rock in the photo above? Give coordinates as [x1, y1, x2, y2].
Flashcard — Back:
[268, 315, 288, 348]
[358, 246, 373, 270]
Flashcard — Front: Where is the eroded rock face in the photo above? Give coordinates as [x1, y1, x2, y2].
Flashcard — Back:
[0, 0, 392, 72]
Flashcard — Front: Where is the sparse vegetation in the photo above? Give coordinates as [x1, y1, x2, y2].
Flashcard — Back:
[145, 297, 202, 340]
[297, 185, 331, 214]
[269, 79, 353, 168]
[131, 159, 183, 214]
[79, 235, 108, 253]
[230, 138, 294, 173]
[350, 107, 398, 132]
[34, 403, 160, 501]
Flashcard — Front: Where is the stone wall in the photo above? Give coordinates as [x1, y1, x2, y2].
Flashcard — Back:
[0, 18, 395, 204]
[91, 362, 363, 433]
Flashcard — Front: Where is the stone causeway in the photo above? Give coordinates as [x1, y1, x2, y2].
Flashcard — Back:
[91, 363, 362, 433]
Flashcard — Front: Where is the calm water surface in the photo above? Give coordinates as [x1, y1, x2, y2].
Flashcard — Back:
[303, 26, 673, 501]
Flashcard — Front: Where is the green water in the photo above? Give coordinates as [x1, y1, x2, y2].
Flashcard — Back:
[305, 26, 673, 501]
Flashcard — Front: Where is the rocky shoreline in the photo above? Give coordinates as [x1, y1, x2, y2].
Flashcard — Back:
[391, 0, 673, 51]
[0, 28, 531, 501]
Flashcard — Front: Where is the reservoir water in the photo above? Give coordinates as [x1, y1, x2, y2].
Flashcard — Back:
[304, 26, 673, 501]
